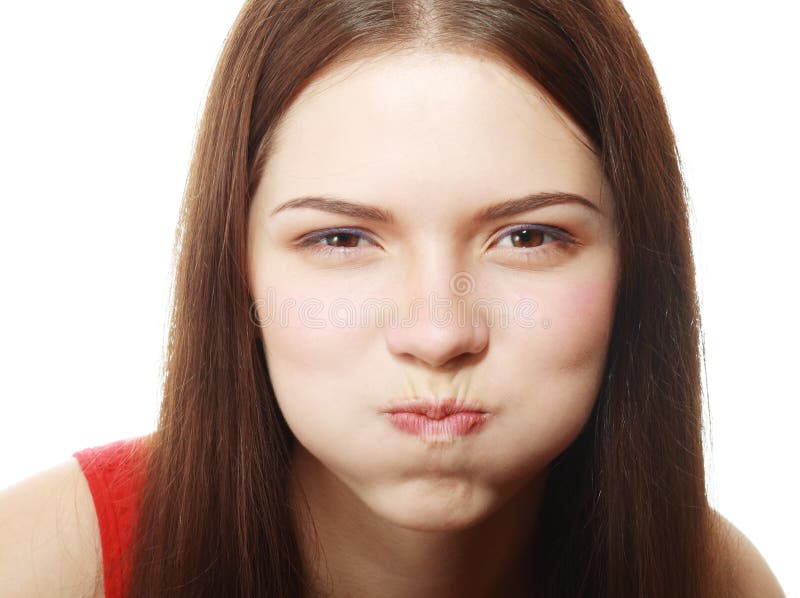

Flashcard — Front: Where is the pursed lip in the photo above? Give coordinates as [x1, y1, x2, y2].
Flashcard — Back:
[383, 397, 489, 420]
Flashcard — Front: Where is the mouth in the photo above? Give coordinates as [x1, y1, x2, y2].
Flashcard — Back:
[382, 397, 491, 439]
[382, 397, 489, 419]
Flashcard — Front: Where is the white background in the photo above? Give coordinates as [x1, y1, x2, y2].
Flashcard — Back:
[0, 2, 796, 594]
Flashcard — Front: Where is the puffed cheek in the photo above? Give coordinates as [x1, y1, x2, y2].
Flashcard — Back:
[563, 279, 617, 322]
[543, 280, 617, 361]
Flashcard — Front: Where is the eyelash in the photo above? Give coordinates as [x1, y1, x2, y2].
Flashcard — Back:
[296, 225, 579, 263]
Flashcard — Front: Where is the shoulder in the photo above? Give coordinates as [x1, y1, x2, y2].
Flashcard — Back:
[0, 456, 104, 598]
[709, 508, 785, 598]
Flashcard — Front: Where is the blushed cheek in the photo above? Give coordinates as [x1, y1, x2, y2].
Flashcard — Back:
[544, 279, 617, 369]
[563, 279, 617, 323]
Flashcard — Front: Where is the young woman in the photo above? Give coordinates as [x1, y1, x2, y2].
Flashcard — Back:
[0, 1, 786, 596]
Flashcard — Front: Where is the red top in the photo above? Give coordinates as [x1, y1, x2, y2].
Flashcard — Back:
[73, 436, 149, 598]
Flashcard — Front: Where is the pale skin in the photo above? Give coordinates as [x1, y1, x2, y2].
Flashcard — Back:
[0, 47, 784, 598]
[247, 47, 619, 598]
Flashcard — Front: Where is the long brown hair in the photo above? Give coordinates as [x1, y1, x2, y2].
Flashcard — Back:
[124, 1, 725, 595]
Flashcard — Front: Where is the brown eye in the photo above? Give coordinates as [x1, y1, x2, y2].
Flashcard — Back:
[318, 232, 361, 248]
[493, 225, 566, 250]
[491, 224, 577, 263]
[297, 227, 379, 259]
[505, 228, 546, 248]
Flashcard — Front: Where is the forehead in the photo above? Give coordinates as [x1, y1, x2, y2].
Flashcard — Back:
[258, 48, 610, 219]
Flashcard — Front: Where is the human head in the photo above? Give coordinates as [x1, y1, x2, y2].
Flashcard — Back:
[130, 2, 711, 596]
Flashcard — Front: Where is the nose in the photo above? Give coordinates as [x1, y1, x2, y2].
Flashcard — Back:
[384, 269, 490, 369]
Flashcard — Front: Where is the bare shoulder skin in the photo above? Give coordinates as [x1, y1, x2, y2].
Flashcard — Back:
[711, 508, 786, 598]
[0, 457, 104, 598]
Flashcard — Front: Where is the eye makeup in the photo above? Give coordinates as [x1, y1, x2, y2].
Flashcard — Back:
[293, 223, 582, 264]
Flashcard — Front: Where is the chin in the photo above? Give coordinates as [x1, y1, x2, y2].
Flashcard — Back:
[365, 482, 497, 532]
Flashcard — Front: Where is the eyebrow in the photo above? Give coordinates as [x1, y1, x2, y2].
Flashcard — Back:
[269, 191, 603, 224]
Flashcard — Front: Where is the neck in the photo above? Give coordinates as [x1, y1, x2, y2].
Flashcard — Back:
[289, 442, 546, 598]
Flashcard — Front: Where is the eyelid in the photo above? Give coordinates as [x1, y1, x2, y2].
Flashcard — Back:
[295, 223, 581, 260]
[488, 223, 577, 248]
[296, 227, 380, 249]
[298, 224, 574, 246]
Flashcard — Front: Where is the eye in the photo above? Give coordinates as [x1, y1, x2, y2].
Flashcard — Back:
[491, 224, 571, 249]
[296, 228, 379, 259]
[489, 224, 578, 262]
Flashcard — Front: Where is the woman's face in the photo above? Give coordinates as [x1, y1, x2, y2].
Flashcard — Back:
[247, 48, 619, 531]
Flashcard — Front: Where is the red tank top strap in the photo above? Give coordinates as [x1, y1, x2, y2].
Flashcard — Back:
[73, 436, 149, 598]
